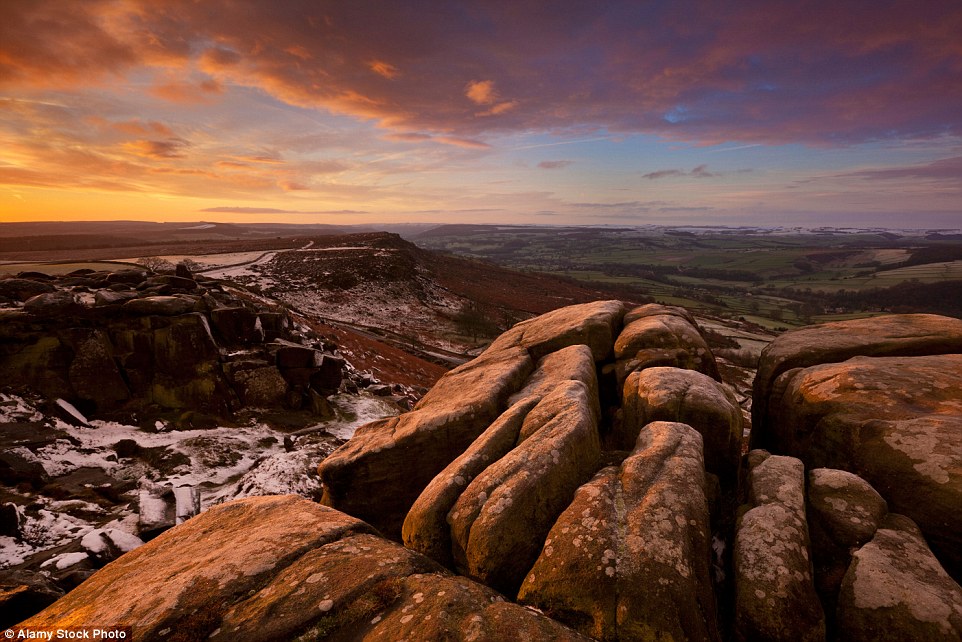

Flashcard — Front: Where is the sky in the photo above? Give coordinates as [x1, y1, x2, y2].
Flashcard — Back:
[1, 0, 961, 229]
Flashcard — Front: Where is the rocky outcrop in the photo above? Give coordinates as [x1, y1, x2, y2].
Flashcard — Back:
[448, 380, 600, 595]
[15, 496, 587, 641]
[807, 468, 888, 608]
[321, 300, 624, 539]
[0, 269, 346, 421]
[752, 313, 962, 441]
[518, 421, 719, 641]
[620, 366, 742, 484]
[734, 451, 825, 642]
[837, 514, 962, 641]
[760, 353, 962, 579]
[613, 303, 721, 385]
[13, 304, 962, 641]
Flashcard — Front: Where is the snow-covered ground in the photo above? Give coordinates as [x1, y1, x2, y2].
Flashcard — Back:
[0, 391, 400, 569]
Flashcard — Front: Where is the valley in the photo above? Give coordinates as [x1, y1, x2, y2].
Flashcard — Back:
[415, 224, 962, 327]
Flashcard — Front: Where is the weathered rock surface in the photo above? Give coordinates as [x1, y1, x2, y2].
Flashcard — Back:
[402, 396, 540, 567]
[485, 299, 625, 361]
[448, 381, 601, 596]
[0, 278, 56, 301]
[734, 451, 824, 642]
[518, 421, 719, 641]
[320, 345, 534, 538]
[17, 496, 586, 641]
[0, 269, 344, 420]
[752, 313, 962, 442]
[808, 468, 888, 605]
[620, 366, 742, 484]
[614, 304, 720, 384]
[762, 353, 962, 579]
[509, 344, 601, 425]
[837, 513, 962, 642]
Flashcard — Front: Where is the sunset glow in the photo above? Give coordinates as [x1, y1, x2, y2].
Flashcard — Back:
[1, 1, 961, 227]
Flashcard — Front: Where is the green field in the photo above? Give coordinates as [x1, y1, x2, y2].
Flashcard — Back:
[417, 226, 962, 324]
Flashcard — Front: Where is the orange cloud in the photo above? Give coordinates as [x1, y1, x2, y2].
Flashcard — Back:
[369, 60, 400, 79]
[123, 139, 189, 159]
[150, 78, 223, 104]
[466, 80, 497, 105]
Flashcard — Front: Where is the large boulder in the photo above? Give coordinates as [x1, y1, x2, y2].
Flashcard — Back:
[761, 353, 962, 579]
[0, 278, 56, 302]
[837, 514, 962, 641]
[232, 365, 289, 407]
[23, 291, 85, 316]
[752, 314, 962, 442]
[448, 380, 601, 596]
[807, 468, 888, 607]
[484, 299, 625, 361]
[518, 421, 719, 641]
[734, 451, 825, 642]
[17, 496, 586, 641]
[620, 366, 742, 485]
[210, 306, 264, 345]
[122, 295, 198, 316]
[320, 345, 534, 538]
[613, 305, 720, 384]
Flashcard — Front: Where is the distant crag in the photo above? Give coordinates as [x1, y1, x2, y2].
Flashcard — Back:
[0, 264, 356, 425]
[16, 303, 962, 640]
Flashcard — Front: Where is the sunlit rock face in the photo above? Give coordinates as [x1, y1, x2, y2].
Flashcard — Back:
[753, 313, 962, 580]
[518, 421, 719, 642]
[320, 300, 625, 540]
[15, 496, 589, 642]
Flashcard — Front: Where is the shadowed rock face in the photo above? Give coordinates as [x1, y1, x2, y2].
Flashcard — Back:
[734, 451, 825, 642]
[15, 496, 588, 642]
[0, 269, 342, 420]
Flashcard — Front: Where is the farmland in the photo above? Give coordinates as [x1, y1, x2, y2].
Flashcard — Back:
[415, 225, 962, 326]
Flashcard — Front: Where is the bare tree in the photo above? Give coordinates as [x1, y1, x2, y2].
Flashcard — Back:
[136, 256, 175, 273]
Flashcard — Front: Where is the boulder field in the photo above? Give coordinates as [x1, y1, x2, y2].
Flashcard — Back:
[14, 301, 962, 640]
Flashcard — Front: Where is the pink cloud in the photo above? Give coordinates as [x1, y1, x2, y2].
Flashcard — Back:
[2, 1, 960, 147]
